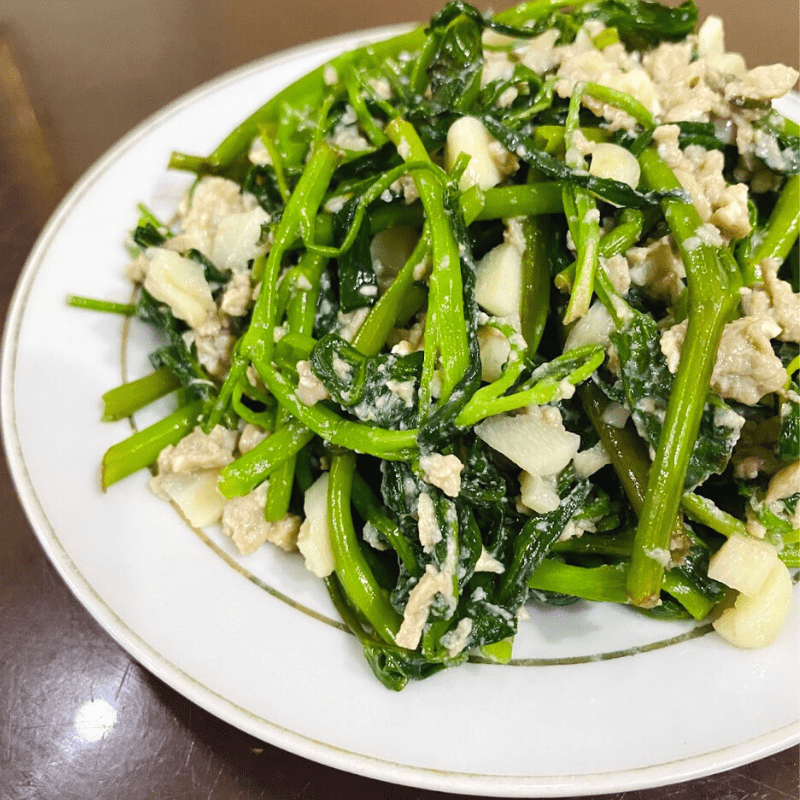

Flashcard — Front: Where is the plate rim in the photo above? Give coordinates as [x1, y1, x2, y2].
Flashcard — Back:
[2, 25, 798, 798]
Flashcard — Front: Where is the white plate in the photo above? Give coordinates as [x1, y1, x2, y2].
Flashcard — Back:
[2, 25, 799, 798]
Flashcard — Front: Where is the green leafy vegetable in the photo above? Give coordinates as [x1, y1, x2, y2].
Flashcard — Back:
[611, 312, 742, 490]
[88, 0, 799, 688]
[310, 334, 423, 428]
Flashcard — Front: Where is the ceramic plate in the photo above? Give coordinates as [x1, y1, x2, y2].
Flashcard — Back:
[2, 25, 798, 798]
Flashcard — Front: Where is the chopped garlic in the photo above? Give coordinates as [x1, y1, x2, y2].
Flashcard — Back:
[445, 116, 517, 191]
[478, 326, 512, 382]
[143, 248, 215, 329]
[589, 142, 641, 189]
[708, 534, 782, 597]
[713, 558, 793, 649]
[475, 242, 522, 318]
[475, 407, 580, 477]
[297, 473, 335, 577]
[154, 470, 225, 528]
[211, 206, 270, 273]
[519, 472, 560, 514]
[178, 176, 258, 256]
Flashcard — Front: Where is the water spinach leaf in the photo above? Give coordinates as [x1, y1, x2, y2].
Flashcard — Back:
[611, 313, 742, 490]
[310, 333, 423, 428]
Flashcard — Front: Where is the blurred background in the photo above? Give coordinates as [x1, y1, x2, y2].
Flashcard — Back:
[2, 0, 798, 190]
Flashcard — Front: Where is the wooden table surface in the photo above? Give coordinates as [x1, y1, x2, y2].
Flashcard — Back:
[1, 2, 798, 798]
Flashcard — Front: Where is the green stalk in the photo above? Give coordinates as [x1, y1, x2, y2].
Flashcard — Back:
[592, 265, 636, 328]
[519, 216, 551, 356]
[101, 400, 202, 489]
[264, 417, 298, 519]
[457, 344, 604, 427]
[562, 185, 601, 324]
[386, 118, 470, 406]
[231, 377, 276, 430]
[475, 183, 563, 220]
[740, 174, 799, 285]
[165, 153, 207, 173]
[555, 207, 657, 292]
[579, 82, 655, 129]
[273, 332, 317, 371]
[352, 228, 430, 357]
[680, 493, 747, 539]
[661, 570, 716, 621]
[561, 85, 600, 325]
[493, 0, 592, 26]
[308, 201, 424, 252]
[628, 149, 742, 607]
[579, 384, 729, 618]
[248, 144, 339, 327]
[301, 182, 560, 257]
[394, 283, 428, 327]
[328, 452, 403, 643]
[324, 573, 424, 691]
[266, 250, 328, 522]
[258, 127, 291, 202]
[307, 92, 339, 160]
[172, 28, 426, 173]
[457, 318, 529, 422]
[579, 382, 652, 516]
[253, 359, 418, 460]
[550, 530, 635, 557]
[351, 473, 422, 577]
[205, 144, 340, 431]
[217, 420, 315, 498]
[534, 125, 611, 156]
[68, 295, 136, 315]
[305, 160, 443, 259]
[409, 25, 443, 95]
[528, 560, 629, 603]
[593, 27, 620, 49]
[344, 66, 389, 147]
[101, 368, 182, 421]
[202, 348, 248, 431]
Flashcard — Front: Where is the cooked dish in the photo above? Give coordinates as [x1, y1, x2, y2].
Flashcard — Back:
[77, 0, 799, 689]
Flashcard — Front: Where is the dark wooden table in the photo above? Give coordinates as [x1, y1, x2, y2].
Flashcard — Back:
[1, 2, 798, 797]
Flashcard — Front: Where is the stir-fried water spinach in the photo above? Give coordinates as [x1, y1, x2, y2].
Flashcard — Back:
[78, 0, 799, 689]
